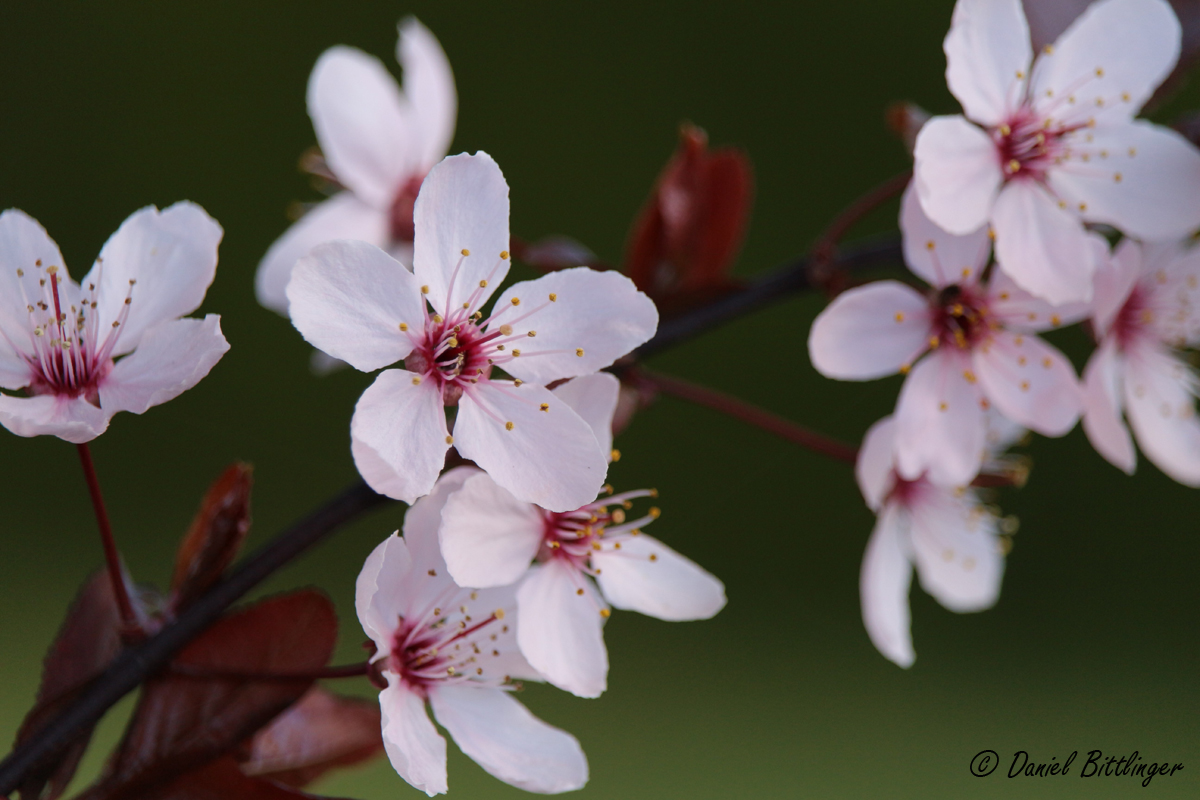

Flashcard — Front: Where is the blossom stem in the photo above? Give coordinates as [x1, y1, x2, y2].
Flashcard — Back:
[809, 170, 912, 294]
[167, 661, 370, 682]
[633, 368, 859, 464]
[75, 443, 140, 635]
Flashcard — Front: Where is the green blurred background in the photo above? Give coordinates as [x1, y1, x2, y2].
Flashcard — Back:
[1, 1, 1197, 797]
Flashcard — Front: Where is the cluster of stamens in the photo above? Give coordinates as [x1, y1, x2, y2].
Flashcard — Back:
[930, 284, 993, 352]
[9, 259, 132, 402]
[388, 588, 514, 692]
[400, 249, 584, 427]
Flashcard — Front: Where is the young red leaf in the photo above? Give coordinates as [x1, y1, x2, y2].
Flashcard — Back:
[15, 570, 125, 800]
[119, 757, 351, 800]
[239, 687, 382, 788]
[624, 123, 753, 307]
[79, 590, 338, 800]
[170, 464, 253, 613]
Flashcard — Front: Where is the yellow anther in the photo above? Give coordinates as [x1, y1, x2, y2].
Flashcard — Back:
[894, 311, 905, 323]
[600, 608, 611, 618]
[433, 314, 443, 323]
[500, 250, 510, 259]
[445, 435, 454, 444]
[1050, 314, 1061, 326]
[1044, 44, 1054, 55]
[500, 324, 513, 335]
[899, 363, 911, 374]
[648, 554, 658, 562]
[505, 421, 514, 431]
[479, 279, 488, 288]
[548, 293, 557, 301]
[511, 349, 521, 357]
[399, 322, 408, 331]
[999, 124, 1011, 136]
[1078, 202, 1087, 212]
[648, 507, 661, 519]
[576, 348, 585, 357]
[421, 285, 430, 294]
[1020, 380, 1030, 391]
[961, 267, 971, 279]
[447, 337, 458, 348]
[963, 370, 976, 384]
[929, 335, 940, 349]
[461, 248, 470, 256]
[1018, 356, 1027, 366]
[1095, 67, 1104, 77]
[527, 330, 536, 337]
[494, 608, 505, 620]
[1122, 92, 1131, 103]
[611, 509, 626, 524]
[1113, 172, 1122, 183]
[1042, 357, 1052, 369]
[649, 488, 659, 497]
[1008, 159, 1021, 173]
[1015, 70, 1024, 80]
[925, 240, 935, 251]
[412, 376, 422, 385]
[1014, 335, 1024, 346]
[611, 448, 621, 462]
[576, 588, 584, 596]
[511, 297, 521, 306]
[513, 379, 523, 386]
[939, 402, 948, 411]
[539, 403, 549, 412]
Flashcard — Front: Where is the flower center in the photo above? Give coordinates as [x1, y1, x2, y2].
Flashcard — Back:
[993, 108, 1079, 182]
[12, 262, 133, 403]
[931, 284, 991, 350]
[537, 488, 661, 569]
[388, 173, 426, 244]
[388, 595, 511, 692]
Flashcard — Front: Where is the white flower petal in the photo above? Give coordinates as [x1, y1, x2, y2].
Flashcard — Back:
[944, 0, 1031, 125]
[860, 504, 915, 668]
[1091, 238, 1141, 336]
[380, 681, 448, 797]
[398, 18, 457, 168]
[85, 202, 223, 356]
[808, 281, 933, 380]
[439, 471, 544, 589]
[988, 240, 1099, 332]
[287, 240, 424, 372]
[856, 416, 899, 512]
[1122, 341, 1200, 486]
[255, 193, 388, 315]
[356, 533, 413, 655]
[98, 315, 228, 416]
[550, 373, 620, 457]
[308, 46, 416, 209]
[895, 350, 986, 486]
[913, 115, 1004, 235]
[0, 393, 109, 443]
[900, 182, 991, 288]
[908, 486, 1004, 613]
[1032, 0, 1180, 124]
[454, 381, 607, 512]
[413, 153, 510, 314]
[516, 560, 608, 698]
[429, 685, 587, 794]
[0, 209, 66, 353]
[1082, 338, 1137, 474]
[492, 268, 658, 385]
[0, 350, 28, 391]
[974, 330, 1081, 436]
[1050, 121, 1200, 241]
[991, 179, 1097, 304]
[350, 369, 449, 503]
[592, 534, 725, 622]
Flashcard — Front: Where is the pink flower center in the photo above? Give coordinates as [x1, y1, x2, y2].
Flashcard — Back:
[388, 599, 511, 693]
[537, 488, 660, 569]
[993, 107, 1082, 182]
[931, 284, 993, 350]
[388, 173, 426, 244]
[10, 262, 133, 403]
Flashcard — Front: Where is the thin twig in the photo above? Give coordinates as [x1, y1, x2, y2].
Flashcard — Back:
[635, 368, 859, 464]
[75, 444, 140, 635]
[808, 171, 911, 295]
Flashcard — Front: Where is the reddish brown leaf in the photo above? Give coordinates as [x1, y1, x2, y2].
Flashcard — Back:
[129, 757, 351, 800]
[239, 687, 382, 788]
[624, 123, 753, 309]
[15, 570, 124, 800]
[170, 464, 253, 613]
[1023, 0, 1200, 108]
[79, 590, 338, 800]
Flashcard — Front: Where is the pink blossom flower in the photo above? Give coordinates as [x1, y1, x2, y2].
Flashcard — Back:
[357, 467, 588, 796]
[1082, 237, 1200, 484]
[435, 373, 725, 698]
[856, 414, 1018, 668]
[287, 152, 658, 510]
[0, 204, 228, 443]
[913, 0, 1200, 304]
[808, 185, 1084, 486]
[256, 18, 455, 315]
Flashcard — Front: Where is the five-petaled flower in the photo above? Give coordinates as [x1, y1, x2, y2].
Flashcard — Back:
[1083, 237, 1200, 485]
[856, 413, 1019, 668]
[256, 18, 456, 316]
[436, 373, 726, 698]
[808, 185, 1084, 486]
[914, 0, 1200, 304]
[287, 152, 659, 510]
[0, 204, 228, 443]
[357, 468, 588, 796]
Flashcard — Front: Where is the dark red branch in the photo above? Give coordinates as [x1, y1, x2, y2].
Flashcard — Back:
[75, 443, 140, 635]
[635, 368, 859, 464]
[809, 171, 912, 295]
